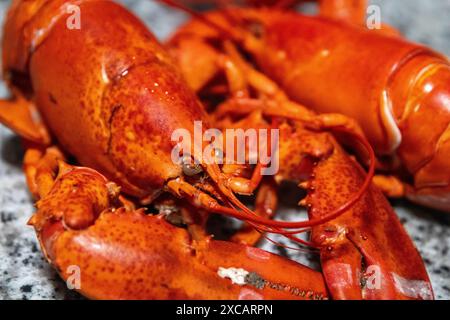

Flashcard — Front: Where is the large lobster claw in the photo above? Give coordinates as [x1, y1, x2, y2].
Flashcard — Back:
[29, 162, 328, 299]
[304, 139, 434, 300]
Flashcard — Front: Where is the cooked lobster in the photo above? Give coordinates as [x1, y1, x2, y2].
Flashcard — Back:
[0, 0, 432, 299]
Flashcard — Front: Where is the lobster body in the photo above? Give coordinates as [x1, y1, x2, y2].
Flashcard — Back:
[168, 7, 450, 211]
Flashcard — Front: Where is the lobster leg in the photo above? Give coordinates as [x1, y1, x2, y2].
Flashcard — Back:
[167, 177, 263, 218]
[23, 147, 65, 198]
[231, 176, 278, 245]
[212, 44, 370, 167]
[372, 175, 406, 198]
[0, 93, 50, 145]
[177, 174, 277, 246]
[216, 97, 365, 138]
[28, 158, 328, 299]
[220, 55, 250, 98]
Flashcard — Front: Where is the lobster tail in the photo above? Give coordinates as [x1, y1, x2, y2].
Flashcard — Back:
[389, 56, 450, 211]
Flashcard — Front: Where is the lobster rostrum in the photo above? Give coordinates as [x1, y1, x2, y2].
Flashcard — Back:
[165, 0, 450, 212]
[0, 0, 432, 299]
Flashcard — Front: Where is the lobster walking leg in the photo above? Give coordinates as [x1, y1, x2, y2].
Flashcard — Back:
[372, 175, 406, 198]
[230, 176, 278, 245]
[0, 94, 50, 144]
[23, 146, 65, 199]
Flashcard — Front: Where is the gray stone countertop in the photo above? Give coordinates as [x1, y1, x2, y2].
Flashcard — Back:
[0, 0, 449, 300]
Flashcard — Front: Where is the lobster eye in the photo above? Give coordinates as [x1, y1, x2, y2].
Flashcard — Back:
[182, 156, 203, 176]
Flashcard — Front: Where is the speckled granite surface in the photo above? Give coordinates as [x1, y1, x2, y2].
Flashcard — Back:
[0, 0, 449, 300]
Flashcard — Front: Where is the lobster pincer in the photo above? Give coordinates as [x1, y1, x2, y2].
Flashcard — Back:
[28, 150, 328, 299]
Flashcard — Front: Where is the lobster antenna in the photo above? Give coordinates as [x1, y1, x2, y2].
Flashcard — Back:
[207, 131, 375, 229]
[261, 233, 318, 252]
[251, 222, 317, 248]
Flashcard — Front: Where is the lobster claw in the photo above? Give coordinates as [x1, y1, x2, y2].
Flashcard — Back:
[29, 164, 328, 299]
[306, 141, 434, 300]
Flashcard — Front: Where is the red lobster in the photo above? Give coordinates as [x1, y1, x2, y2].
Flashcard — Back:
[0, 0, 432, 299]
